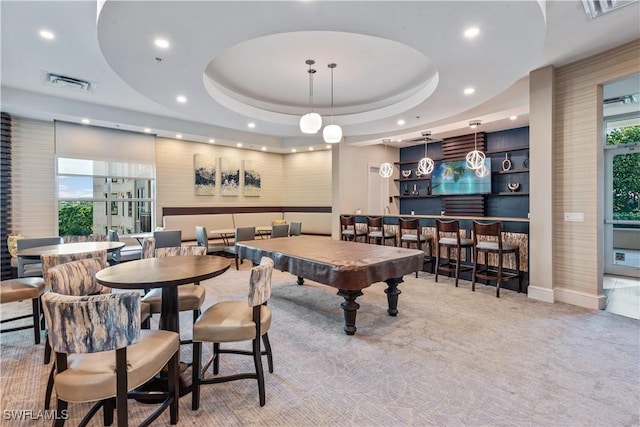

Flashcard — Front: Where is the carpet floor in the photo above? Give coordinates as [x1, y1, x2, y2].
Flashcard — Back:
[1, 259, 638, 426]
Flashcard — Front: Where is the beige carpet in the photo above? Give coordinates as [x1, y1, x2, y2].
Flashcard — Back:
[1, 260, 638, 426]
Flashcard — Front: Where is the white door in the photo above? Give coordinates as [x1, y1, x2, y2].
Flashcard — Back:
[368, 163, 388, 215]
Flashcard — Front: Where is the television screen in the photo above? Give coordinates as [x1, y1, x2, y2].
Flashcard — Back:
[431, 158, 491, 196]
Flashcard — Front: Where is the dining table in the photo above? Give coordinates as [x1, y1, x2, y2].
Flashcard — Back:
[17, 241, 125, 259]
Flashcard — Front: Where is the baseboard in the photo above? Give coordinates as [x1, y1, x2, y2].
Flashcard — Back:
[527, 286, 554, 303]
[554, 288, 606, 310]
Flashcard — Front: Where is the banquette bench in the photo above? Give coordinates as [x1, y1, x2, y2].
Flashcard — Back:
[161, 207, 331, 248]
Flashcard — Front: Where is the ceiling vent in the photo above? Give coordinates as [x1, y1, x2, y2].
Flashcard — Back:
[582, 0, 637, 19]
[43, 71, 96, 93]
[604, 94, 639, 106]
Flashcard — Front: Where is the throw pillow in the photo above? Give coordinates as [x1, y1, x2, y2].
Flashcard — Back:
[7, 233, 24, 257]
[272, 219, 286, 225]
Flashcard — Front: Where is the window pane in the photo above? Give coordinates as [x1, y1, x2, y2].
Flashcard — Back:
[58, 176, 100, 199]
[606, 119, 640, 146]
[58, 158, 108, 176]
[612, 152, 640, 220]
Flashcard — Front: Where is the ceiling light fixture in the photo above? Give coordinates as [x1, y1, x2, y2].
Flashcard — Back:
[176, 134, 183, 139]
[397, 119, 405, 126]
[144, 128, 151, 133]
[465, 120, 488, 177]
[464, 27, 480, 39]
[81, 118, 90, 124]
[510, 115, 517, 120]
[464, 87, 475, 95]
[248, 122, 256, 129]
[323, 63, 342, 144]
[379, 139, 394, 178]
[299, 59, 322, 134]
[39, 30, 54, 40]
[417, 131, 435, 176]
[154, 38, 169, 49]
[209, 139, 215, 143]
[261, 147, 267, 151]
[176, 95, 187, 103]
[309, 147, 314, 151]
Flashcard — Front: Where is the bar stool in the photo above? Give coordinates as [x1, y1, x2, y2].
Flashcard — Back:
[434, 219, 473, 287]
[399, 218, 433, 276]
[366, 216, 396, 246]
[0, 277, 45, 344]
[340, 215, 366, 242]
[471, 221, 522, 298]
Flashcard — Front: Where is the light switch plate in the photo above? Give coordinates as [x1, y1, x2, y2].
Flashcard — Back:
[564, 212, 584, 222]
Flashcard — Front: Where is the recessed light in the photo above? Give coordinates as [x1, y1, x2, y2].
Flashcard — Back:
[464, 27, 480, 39]
[396, 139, 402, 143]
[154, 38, 169, 49]
[81, 118, 90, 124]
[39, 30, 54, 40]
[248, 122, 256, 129]
[464, 87, 475, 95]
[236, 143, 242, 147]
[144, 128, 151, 133]
[397, 119, 405, 126]
[309, 147, 314, 151]
[326, 145, 331, 149]
[176, 95, 187, 103]
[291, 149, 297, 153]
[209, 139, 215, 143]
[176, 134, 182, 139]
[510, 115, 517, 121]
[261, 147, 267, 151]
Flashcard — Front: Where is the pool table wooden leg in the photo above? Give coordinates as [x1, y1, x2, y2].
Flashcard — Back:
[384, 277, 404, 317]
[297, 276, 304, 285]
[337, 289, 363, 335]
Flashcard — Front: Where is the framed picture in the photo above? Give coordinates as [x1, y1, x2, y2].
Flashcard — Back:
[243, 159, 261, 197]
[220, 157, 240, 196]
[194, 154, 216, 195]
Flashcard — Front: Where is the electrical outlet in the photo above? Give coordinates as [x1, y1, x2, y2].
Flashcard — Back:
[564, 212, 584, 222]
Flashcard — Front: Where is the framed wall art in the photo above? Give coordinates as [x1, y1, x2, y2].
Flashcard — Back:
[220, 157, 240, 196]
[243, 159, 261, 197]
[194, 154, 216, 195]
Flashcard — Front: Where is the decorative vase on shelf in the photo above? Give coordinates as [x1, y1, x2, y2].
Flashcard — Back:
[502, 153, 512, 171]
[508, 182, 521, 192]
[403, 184, 410, 195]
[411, 184, 419, 196]
[401, 170, 412, 179]
[426, 181, 432, 195]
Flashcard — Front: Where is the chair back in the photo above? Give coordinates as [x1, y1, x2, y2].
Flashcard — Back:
[436, 219, 463, 245]
[107, 229, 120, 242]
[235, 227, 256, 243]
[41, 250, 108, 289]
[340, 215, 356, 231]
[271, 224, 289, 238]
[142, 237, 156, 259]
[156, 246, 207, 257]
[153, 230, 182, 249]
[63, 234, 108, 243]
[472, 221, 503, 247]
[46, 258, 106, 296]
[195, 226, 209, 251]
[41, 292, 140, 354]
[248, 257, 274, 307]
[289, 222, 302, 236]
[367, 216, 384, 232]
[17, 236, 63, 252]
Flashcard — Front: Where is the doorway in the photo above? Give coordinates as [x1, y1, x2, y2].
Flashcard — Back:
[367, 163, 389, 215]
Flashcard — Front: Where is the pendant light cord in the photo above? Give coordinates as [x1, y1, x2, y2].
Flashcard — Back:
[328, 63, 337, 125]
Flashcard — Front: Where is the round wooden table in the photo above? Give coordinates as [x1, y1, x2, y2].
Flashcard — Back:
[17, 241, 125, 259]
[95, 255, 231, 332]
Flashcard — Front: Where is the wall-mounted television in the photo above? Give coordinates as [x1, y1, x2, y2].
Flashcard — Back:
[431, 158, 491, 196]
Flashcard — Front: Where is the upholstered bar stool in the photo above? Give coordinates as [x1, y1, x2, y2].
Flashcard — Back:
[340, 215, 366, 242]
[434, 219, 474, 287]
[399, 218, 433, 276]
[366, 216, 396, 246]
[0, 277, 45, 344]
[471, 221, 522, 298]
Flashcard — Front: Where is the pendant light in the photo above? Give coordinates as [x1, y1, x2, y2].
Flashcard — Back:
[465, 119, 485, 170]
[299, 59, 322, 134]
[417, 131, 435, 176]
[379, 139, 393, 178]
[323, 63, 342, 143]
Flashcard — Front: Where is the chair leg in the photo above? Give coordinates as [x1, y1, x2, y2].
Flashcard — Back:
[252, 337, 266, 406]
[103, 398, 115, 426]
[435, 245, 440, 282]
[44, 364, 55, 409]
[472, 247, 478, 292]
[235, 255, 239, 270]
[44, 339, 52, 365]
[115, 350, 128, 427]
[454, 246, 461, 287]
[213, 342, 220, 374]
[168, 350, 179, 424]
[191, 342, 202, 411]
[32, 297, 41, 344]
[515, 249, 522, 293]
[262, 333, 274, 374]
[496, 250, 503, 298]
[54, 399, 68, 427]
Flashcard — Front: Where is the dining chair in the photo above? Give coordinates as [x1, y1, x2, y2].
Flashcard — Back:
[153, 230, 182, 249]
[62, 234, 108, 243]
[270, 223, 289, 238]
[289, 222, 302, 236]
[195, 225, 220, 254]
[366, 216, 396, 246]
[107, 229, 142, 263]
[399, 218, 433, 276]
[434, 219, 474, 287]
[141, 243, 208, 343]
[223, 227, 256, 270]
[471, 221, 522, 298]
[191, 256, 274, 410]
[0, 277, 45, 344]
[42, 291, 180, 427]
[340, 215, 366, 242]
[16, 236, 64, 277]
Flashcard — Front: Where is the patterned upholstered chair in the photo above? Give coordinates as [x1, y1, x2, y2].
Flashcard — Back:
[191, 256, 275, 410]
[42, 292, 180, 427]
[62, 234, 108, 243]
[42, 257, 152, 410]
[142, 243, 207, 341]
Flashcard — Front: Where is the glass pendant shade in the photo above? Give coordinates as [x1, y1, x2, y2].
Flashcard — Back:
[474, 163, 489, 177]
[379, 162, 393, 178]
[323, 124, 342, 143]
[465, 150, 486, 170]
[417, 157, 434, 175]
[300, 112, 322, 134]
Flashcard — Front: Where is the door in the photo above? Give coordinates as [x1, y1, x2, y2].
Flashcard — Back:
[368, 163, 389, 215]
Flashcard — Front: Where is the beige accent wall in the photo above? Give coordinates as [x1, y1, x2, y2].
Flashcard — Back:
[550, 39, 639, 309]
[10, 117, 57, 236]
[155, 137, 332, 222]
